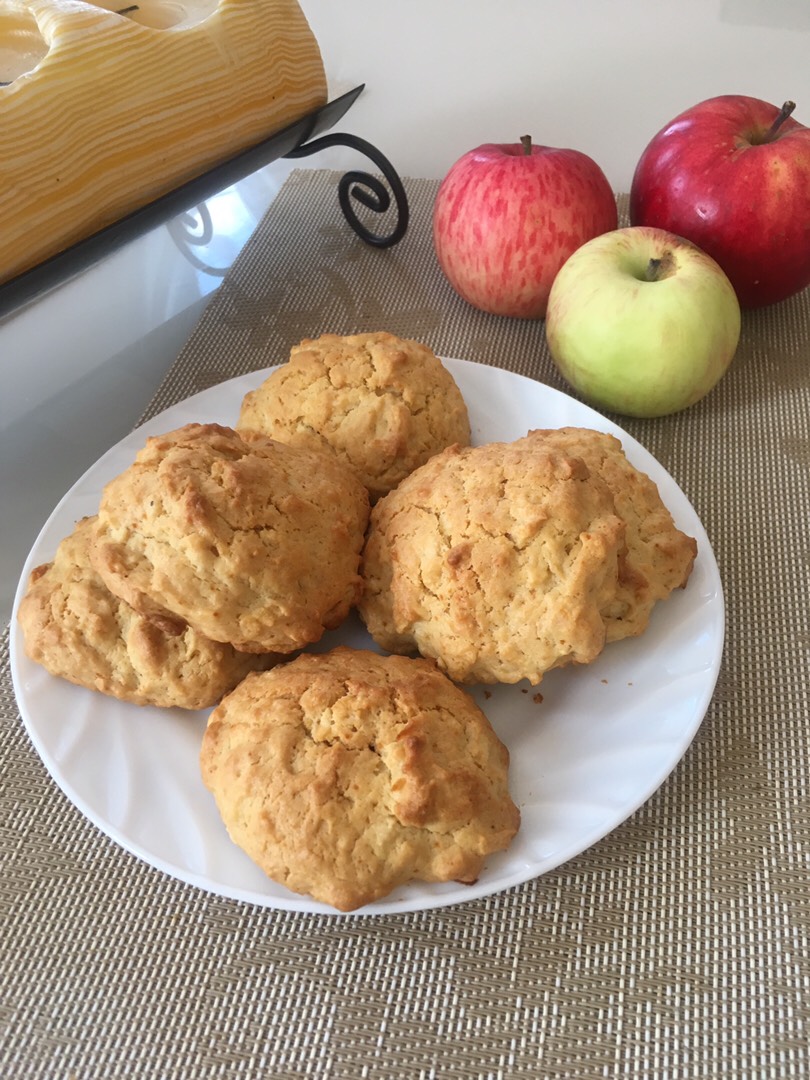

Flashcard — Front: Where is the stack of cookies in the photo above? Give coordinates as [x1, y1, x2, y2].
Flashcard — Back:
[19, 421, 372, 706]
[18, 330, 697, 912]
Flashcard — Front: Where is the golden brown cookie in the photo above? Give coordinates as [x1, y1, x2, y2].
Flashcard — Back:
[358, 437, 627, 685]
[526, 428, 697, 641]
[90, 423, 369, 654]
[200, 646, 520, 911]
[237, 331, 471, 501]
[17, 517, 272, 709]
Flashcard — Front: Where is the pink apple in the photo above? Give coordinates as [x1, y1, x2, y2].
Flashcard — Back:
[433, 136, 618, 318]
[630, 95, 810, 308]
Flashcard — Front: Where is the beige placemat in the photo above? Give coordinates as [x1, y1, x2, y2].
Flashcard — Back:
[2, 169, 809, 1078]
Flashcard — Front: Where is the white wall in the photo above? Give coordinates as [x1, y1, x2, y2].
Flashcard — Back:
[301, 0, 810, 191]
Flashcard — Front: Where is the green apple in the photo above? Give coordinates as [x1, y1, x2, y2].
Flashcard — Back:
[544, 226, 741, 418]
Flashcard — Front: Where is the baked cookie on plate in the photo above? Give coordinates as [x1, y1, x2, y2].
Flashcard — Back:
[200, 646, 520, 911]
[91, 423, 369, 654]
[359, 436, 627, 685]
[237, 331, 471, 501]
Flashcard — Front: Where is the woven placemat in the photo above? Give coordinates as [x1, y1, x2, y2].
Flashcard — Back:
[2, 169, 808, 1078]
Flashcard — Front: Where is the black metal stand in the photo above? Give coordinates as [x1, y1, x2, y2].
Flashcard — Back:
[285, 132, 409, 249]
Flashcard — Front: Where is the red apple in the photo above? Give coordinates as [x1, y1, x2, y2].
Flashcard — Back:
[630, 95, 810, 308]
[433, 136, 618, 318]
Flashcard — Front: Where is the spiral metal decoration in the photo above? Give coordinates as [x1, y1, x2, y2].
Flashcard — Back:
[285, 132, 409, 248]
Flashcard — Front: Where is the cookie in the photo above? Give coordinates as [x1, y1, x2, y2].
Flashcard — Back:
[237, 331, 471, 501]
[526, 428, 697, 641]
[200, 646, 520, 911]
[359, 437, 627, 685]
[17, 517, 271, 709]
[90, 423, 369, 654]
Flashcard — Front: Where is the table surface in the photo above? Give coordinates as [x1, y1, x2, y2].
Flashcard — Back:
[2, 165, 809, 1078]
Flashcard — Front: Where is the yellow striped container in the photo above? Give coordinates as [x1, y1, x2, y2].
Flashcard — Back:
[0, 0, 326, 284]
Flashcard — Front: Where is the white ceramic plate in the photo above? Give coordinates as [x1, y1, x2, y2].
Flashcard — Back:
[10, 358, 724, 916]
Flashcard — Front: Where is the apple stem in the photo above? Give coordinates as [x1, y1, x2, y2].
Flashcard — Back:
[762, 100, 796, 142]
[520, 134, 532, 156]
[644, 252, 676, 282]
